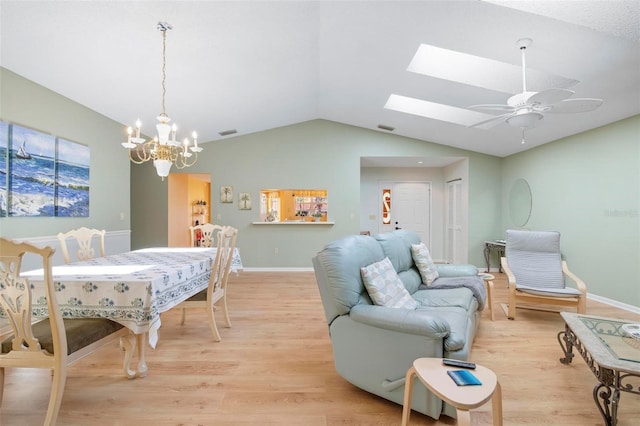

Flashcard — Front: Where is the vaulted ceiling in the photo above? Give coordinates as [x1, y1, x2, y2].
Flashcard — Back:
[2, 1, 638, 157]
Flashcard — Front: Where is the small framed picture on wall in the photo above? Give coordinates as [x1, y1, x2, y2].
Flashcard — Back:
[239, 192, 252, 210]
[220, 186, 233, 203]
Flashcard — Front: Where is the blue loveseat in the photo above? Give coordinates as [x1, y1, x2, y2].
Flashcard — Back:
[312, 229, 484, 419]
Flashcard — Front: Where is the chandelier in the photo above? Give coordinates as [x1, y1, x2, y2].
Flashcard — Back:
[122, 22, 202, 179]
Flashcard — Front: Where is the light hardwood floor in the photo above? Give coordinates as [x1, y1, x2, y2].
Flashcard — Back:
[1, 271, 639, 425]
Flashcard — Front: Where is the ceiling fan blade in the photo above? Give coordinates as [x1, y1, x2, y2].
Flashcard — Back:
[526, 88, 574, 106]
[467, 104, 515, 112]
[467, 112, 514, 128]
[546, 98, 603, 113]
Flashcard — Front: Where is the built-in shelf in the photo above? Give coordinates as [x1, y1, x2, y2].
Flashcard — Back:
[252, 221, 335, 226]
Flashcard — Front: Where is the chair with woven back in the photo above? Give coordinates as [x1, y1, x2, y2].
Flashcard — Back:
[189, 223, 223, 248]
[57, 227, 106, 264]
[0, 238, 128, 426]
[178, 226, 238, 341]
[500, 229, 587, 320]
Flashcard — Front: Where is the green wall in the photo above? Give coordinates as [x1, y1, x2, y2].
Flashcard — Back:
[0, 68, 130, 238]
[131, 120, 503, 268]
[502, 115, 640, 307]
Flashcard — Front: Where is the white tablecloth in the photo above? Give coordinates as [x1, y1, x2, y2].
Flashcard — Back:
[18, 247, 243, 348]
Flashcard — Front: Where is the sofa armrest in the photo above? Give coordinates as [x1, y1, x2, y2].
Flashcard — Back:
[435, 264, 478, 277]
[350, 304, 451, 339]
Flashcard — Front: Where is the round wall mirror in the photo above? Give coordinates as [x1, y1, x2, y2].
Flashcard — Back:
[509, 178, 532, 227]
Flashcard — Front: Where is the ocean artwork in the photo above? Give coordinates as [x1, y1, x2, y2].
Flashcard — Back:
[3, 122, 90, 217]
[0, 121, 7, 216]
[56, 138, 90, 217]
[9, 124, 55, 216]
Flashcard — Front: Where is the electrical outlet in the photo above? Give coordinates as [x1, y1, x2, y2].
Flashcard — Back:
[274, 247, 279, 255]
[119, 212, 125, 221]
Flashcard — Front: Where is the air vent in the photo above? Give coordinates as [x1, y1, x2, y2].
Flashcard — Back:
[219, 129, 238, 136]
[377, 124, 395, 132]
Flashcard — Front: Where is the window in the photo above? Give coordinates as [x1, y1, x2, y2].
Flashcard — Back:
[259, 189, 327, 222]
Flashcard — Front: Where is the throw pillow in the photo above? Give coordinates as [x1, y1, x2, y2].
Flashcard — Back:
[411, 243, 439, 286]
[361, 257, 418, 309]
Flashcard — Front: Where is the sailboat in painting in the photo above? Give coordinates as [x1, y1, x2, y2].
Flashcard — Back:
[16, 141, 32, 159]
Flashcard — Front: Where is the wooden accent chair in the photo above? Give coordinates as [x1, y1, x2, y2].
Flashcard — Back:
[500, 229, 587, 320]
[189, 223, 223, 248]
[56, 227, 106, 264]
[0, 238, 127, 425]
[178, 226, 238, 341]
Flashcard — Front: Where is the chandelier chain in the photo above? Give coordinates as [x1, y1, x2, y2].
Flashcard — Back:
[160, 26, 168, 117]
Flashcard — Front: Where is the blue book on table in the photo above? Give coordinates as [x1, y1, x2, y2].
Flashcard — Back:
[447, 369, 482, 386]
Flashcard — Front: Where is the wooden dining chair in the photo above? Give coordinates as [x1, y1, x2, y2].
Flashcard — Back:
[178, 226, 238, 341]
[189, 223, 223, 248]
[57, 227, 106, 264]
[0, 238, 128, 426]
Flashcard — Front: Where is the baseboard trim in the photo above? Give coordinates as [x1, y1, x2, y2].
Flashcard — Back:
[242, 267, 314, 272]
[587, 293, 640, 315]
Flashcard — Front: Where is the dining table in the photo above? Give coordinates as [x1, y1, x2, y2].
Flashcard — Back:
[18, 246, 243, 378]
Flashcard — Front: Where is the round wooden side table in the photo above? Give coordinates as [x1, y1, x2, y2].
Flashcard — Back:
[401, 358, 502, 425]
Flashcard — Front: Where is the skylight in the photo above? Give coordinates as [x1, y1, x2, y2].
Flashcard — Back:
[384, 95, 498, 129]
[407, 44, 577, 94]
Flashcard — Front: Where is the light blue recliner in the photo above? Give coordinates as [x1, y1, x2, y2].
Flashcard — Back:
[312, 229, 484, 419]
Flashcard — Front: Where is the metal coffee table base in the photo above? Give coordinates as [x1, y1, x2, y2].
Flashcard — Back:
[558, 317, 640, 426]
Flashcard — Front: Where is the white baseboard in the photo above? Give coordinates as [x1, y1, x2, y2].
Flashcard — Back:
[587, 293, 640, 315]
[242, 267, 315, 272]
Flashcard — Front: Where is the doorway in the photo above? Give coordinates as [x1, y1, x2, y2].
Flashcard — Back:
[378, 181, 431, 245]
[167, 173, 211, 247]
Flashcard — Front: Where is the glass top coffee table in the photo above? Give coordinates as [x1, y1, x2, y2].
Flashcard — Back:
[558, 312, 640, 426]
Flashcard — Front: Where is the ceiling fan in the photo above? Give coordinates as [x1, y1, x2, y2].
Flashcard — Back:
[468, 38, 603, 134]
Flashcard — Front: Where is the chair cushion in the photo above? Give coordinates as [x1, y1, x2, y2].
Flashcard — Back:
[413, 287, 477, 311]
[186, 289, 207, 302]
[361, 257, 418, 309]
[411, 243, 439, 285]
[374, 231, 417, 274]
[506, 229, 564, 290]
[1, 318, 124, 355]
[516, 285, 583, 298]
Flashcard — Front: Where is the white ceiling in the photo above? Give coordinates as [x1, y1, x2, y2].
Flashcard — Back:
[1, 1, 638, 158]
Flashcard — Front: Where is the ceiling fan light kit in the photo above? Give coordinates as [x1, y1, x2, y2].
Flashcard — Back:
[506, 110, 543, 128]
[468, 38, 603, 143]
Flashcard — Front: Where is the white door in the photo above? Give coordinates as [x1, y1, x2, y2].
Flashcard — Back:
[385, 182, 431, 244]
[445, 179, 464, 264]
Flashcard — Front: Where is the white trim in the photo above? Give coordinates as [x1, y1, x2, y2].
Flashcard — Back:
[587, 293, 640, 315]
[242, 267, 315, 272]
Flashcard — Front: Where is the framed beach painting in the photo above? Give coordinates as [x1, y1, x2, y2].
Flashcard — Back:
[0, 121, 7, 216]
[9, 124, 56, 216]
[56, 137, 90, 217]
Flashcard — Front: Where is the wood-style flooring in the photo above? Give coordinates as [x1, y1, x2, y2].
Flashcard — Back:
[1, 271, 639, 425]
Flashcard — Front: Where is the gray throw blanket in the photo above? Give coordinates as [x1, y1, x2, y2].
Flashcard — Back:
[422, 276, 487, 310]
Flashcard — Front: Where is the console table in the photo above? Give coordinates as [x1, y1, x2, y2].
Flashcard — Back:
[558, 312, 640, 425]
[483, 241, 505, 273]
